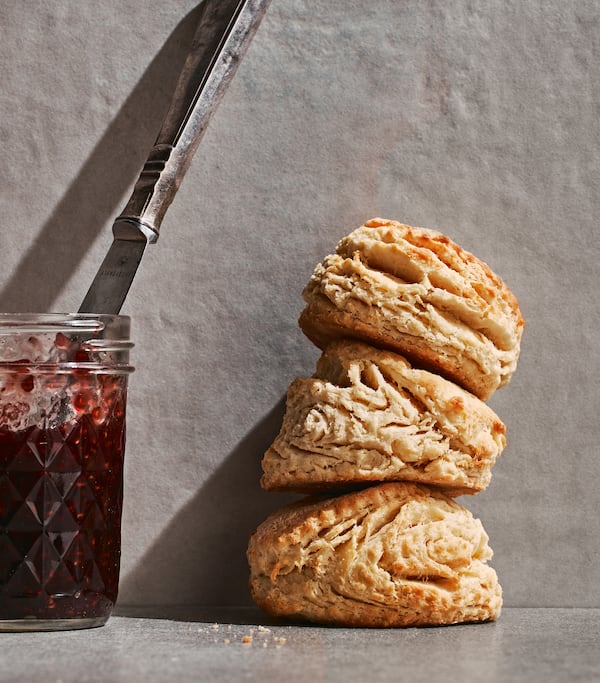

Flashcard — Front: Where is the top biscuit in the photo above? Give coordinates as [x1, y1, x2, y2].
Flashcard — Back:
[299, 218, 524, 400]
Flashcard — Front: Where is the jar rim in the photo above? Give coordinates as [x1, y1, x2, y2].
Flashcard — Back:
[0, 312, 130, 335]
[0, 313, 133, 371]
[0, 362, 134, 374]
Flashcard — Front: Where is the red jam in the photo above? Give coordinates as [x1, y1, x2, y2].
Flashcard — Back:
[0, 374, 127, 622]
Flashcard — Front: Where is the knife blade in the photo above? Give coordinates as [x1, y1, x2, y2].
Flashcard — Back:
[79, 0, 271, 314]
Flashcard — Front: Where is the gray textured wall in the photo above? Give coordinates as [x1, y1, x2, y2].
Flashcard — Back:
[1, 1, 598, 609]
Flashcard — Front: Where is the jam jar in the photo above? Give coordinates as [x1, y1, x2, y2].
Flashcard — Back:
[0, 314, 134, 631]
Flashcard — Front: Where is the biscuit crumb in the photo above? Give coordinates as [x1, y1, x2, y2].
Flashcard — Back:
[242, 635, 253, 644]
[257, 625, 271, 633]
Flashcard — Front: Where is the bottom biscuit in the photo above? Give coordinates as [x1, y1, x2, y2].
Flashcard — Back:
[247, 482, 502, 627]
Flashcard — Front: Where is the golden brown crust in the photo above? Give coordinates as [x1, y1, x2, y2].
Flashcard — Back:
[299, 218, 524, 400]
[247, 482, 502, 627]
[261, 340, 506, 495]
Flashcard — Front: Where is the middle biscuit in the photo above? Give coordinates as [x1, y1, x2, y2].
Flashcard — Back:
[262, 339, 506, 495]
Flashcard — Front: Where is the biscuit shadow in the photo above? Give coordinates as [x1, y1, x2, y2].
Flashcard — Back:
[116, 397, 299, 623]
[0, 4, 205, 313]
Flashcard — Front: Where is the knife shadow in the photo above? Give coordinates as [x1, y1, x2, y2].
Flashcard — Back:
[0, 4, 205, 313]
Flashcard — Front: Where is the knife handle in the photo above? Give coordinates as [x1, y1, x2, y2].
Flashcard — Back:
[113, 0, 270, 243]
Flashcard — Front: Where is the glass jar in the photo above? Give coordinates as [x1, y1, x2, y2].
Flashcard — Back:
[0, 313, 134, 631]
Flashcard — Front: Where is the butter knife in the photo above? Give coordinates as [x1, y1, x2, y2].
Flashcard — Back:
[79, 0, 271, 314]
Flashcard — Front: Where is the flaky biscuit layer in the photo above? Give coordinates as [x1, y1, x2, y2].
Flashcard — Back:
[248, 482, 502, 627]
[262, 340, 506, 494]
[300, 218, 524, 400]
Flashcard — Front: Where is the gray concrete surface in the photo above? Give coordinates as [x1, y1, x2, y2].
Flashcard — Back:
[0, 1, 599, 612]
[0, 609, 598, 683]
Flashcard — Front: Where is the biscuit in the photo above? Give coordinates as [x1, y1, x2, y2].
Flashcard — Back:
[261, 340, 506, 495]
[299, 218, 524, 400]
[247, 482, 502, 627]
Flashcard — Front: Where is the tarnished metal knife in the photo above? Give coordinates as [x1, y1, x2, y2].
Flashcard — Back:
[79, 0, 271, 314]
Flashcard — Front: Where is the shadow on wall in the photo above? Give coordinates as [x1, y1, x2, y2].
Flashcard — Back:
[0, 5, 204, 312]
[117, 397, 299, 617]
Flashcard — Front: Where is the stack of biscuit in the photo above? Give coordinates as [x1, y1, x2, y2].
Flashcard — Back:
[247, 218, 524, 627]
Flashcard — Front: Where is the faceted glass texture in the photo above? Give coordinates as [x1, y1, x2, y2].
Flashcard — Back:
[0, 391, 126, 623]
